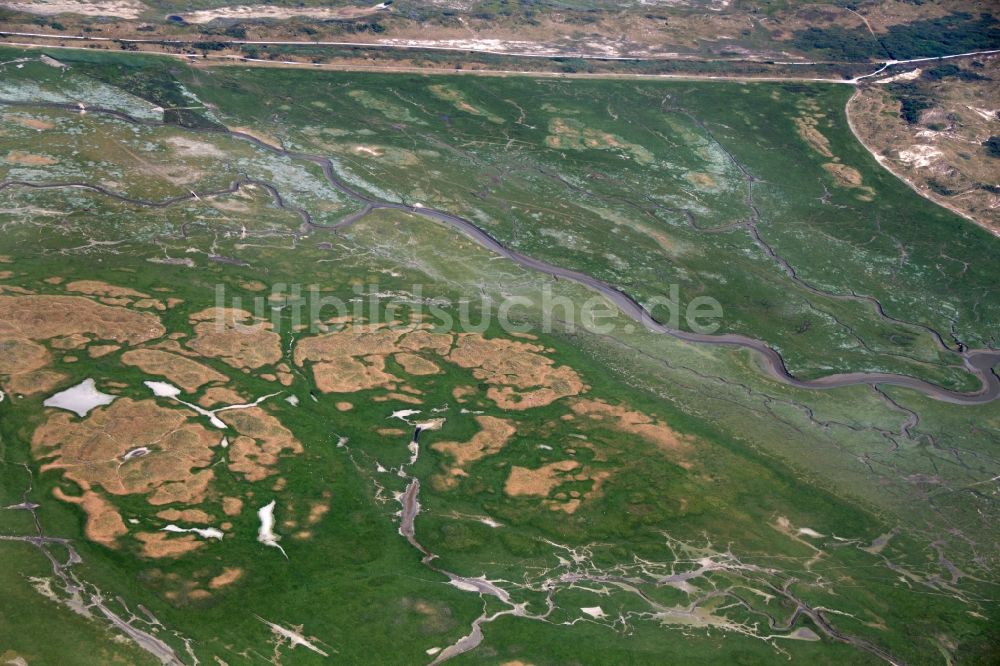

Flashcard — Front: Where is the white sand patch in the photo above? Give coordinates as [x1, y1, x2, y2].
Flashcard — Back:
[145, 380, 226, 428]
[897, 145, 943, 168]
[876, 68, 921, 84]
[257, 500, 286, 557]
[44, 378, 115, 417]
[257, 616, 330, 657]
[581, 606, 606, 618]
[177, 4, 382, 24]
[0, 0, 145, 18]
[449, 579, 481, 593]
[161, 524, 224, 540]
[145, 380, 279, 428]
[969, 107, 998, 121]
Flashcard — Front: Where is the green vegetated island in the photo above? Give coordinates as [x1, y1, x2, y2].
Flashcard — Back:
[0, 46, 997, 665]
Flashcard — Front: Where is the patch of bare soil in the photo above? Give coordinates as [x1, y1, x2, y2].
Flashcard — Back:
[50, 333, 89, 350]
[314, 354, 402, 393]
[178, 4, 381, 24]
[219, 498, 243, 518]
[186, 307, 282, 370]
[121, 349, 228, 392]
[239, 280, 267, 292]
[0, 0, 145, 17]
[219, 407, 303, 482]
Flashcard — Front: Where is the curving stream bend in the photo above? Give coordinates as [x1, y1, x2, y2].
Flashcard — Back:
[1, 97, 998, 405]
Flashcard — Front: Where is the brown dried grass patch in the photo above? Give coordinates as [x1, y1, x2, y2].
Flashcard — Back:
[306, 501, 329, 526]
[452, 385, 476, 403]
[448, 334, 584, 410]
[0, 336, 49, 375]
[295, 323, 450, 393]
[231, 126, 282, 150]
[4, 114, 54, 130]
[570, 399, 692, 452]
[222, 496, 244, 516]
[0, 294, 164, 343]
[65, 280, 149, 299]
[6, 368, 67, 395]
[432, 415, 515, 469]
[822, 162, 875, 200]
[33, 399, 218, 511]
[198, 386, 246, 408]
[122, 349, 228, 392]
[794, 116, 833, 158]
[156, 508, 213, 524]
[186, 307, 281, 370]
[545, 118, 653, 164]
[87, 344, 119, 359]
[53, 487, 127, 548]
[373, 391, 423, 405]
[312, 355, 402, 393]
[5, 151, 56, 165]
[684, 172, 718, 189]
[505, 460, 580, 497]
[136, 532, 204, 558]
[209, 567, 243, 589]
[219, 407, 303, 482]
[394, 352, 441, 375]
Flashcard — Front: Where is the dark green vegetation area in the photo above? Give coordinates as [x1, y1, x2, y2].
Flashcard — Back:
[793, 11, 1000, 61]
[0, 47, 997, 664]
